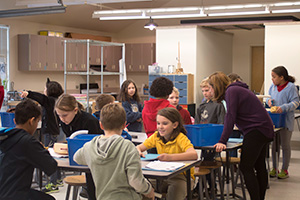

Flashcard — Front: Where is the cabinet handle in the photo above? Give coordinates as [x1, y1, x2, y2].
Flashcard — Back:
[112, 65, 115, 69]
[139, 65, 141, 70]
[129, 65, 132, 70]
[38, 62, 41, 68]
[54, 63, 57, 68]
[96, 58, 100, 63]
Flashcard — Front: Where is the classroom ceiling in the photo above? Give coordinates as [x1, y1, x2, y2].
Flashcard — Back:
[2, 0, 300, 33]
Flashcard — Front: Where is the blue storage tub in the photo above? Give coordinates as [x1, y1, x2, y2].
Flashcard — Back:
[0, 112, 15, 128]
[185, 124, 224, 147]
[268, 111, 286, 128]
[67, 134, 99, 166]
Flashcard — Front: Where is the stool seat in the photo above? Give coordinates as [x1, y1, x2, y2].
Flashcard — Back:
[197, 161, 223, 169]
[194, 168, 210, 176]
[64, 175, 86, 186]
[215, 157, 240, 164]
[64, 175, 86, 200]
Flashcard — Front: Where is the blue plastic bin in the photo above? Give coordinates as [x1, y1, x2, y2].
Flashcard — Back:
[268, 111, 286, 128]
[184, 124, 224, 147]
[66, 134, 99, 166]
[0, 112, 15, 128]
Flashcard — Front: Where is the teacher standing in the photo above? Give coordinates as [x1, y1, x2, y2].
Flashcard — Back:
[209, 72, 274, 200]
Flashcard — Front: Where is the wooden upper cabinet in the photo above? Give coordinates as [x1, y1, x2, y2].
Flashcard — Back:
[65, 41, 76, 72]
[90, 45, 102, 65]
[141, 43, 155, 72]
[47, 36, 64, 71]
[18, 34, 47, 71]
[125, 43, 156, 72]
[125, 44, 133, 72]
[104, 46, 122, 72]
[76, 43, 87, 71]
[19, 34, 64, 71]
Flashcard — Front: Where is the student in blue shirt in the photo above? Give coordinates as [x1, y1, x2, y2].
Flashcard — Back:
[118, 80, 143, 132]
[267, 66, 299, 179]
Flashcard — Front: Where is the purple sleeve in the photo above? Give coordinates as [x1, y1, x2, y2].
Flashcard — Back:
[219, 88, 236, 144]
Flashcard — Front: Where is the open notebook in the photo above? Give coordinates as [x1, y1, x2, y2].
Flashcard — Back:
[142, 161, 185, 172]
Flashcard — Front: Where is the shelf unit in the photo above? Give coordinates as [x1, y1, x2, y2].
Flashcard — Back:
[63, 39, 126, 111]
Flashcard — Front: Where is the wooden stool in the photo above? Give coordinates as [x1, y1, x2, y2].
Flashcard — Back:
[198, 161, 224, 200]
[215, 157, 246, 199]
[194, 167, 211, 200]
[64, 175, 86, 200]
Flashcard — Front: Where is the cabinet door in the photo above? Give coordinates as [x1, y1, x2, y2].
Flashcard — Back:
[47, 36, 63, 71]
[125, 44, 134, 72]
[90, 45, 102, 65]
[111, 46, 122, 72]
[141, 43, 155, 72]
[131, 44, 142, 71]
[77, 43, 87, 71]
[65, 41, 76, 71]
[30, 35, 47, 71]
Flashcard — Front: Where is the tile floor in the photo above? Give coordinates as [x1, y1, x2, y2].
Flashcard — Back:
[48, 124, 300, 200]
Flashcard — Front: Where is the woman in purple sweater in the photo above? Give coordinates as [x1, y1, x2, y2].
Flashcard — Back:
[209, 72, 274, 200]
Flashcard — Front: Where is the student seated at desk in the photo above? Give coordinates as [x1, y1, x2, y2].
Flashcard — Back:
[55, 94, 101, 200]
[0, 99, 57, 200]
[74, 104, 154, 200]
[92, 93, 132, 141]
[137, 107, 198, 200]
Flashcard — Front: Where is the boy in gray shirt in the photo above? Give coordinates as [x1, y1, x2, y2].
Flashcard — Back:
[74, 103, 154, 200]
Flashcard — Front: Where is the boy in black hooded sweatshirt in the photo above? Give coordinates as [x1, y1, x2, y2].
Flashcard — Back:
[0, 99, 57, 200]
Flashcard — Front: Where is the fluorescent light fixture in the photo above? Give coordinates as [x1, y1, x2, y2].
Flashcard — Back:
[208, 11, 269, 17]
[270, 4, 300, 13]
[92, 1, 300, 20]
[16, 0, 152, 7]
[205, 4, 268, 17]
[0, 5, 66, 18]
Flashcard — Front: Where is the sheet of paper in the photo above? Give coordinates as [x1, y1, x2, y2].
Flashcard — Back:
[143, 161, 185, 172]
[141, 154, 159, 161]
[48, 148, 68, 158]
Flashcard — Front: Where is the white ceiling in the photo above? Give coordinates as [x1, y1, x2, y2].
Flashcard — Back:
[1, 0, 300, 33]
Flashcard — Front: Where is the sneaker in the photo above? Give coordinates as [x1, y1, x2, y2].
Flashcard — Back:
[56, 179, 64, 187]
[269, 168, 278, 178]
[278, 170, 289, 179]
[41, 183, 59, 194]
[79, 187, 89, 198]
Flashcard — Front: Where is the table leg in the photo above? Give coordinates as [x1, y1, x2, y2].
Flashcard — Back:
[186, 169, 191, 200]
[275, 131, 280, 177]
[226, 151, 230, 200]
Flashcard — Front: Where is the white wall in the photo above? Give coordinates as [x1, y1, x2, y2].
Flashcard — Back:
[196, 27, 233, 105]
[265, 22, 300, 94]
[156, 26, 233, 106]
[230, 29, 265, 85]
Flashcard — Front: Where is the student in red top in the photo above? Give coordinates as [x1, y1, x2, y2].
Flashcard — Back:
[142, 77, 174, 137]
[168, 87, 192, 125]
[0, 78, 4, 109]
